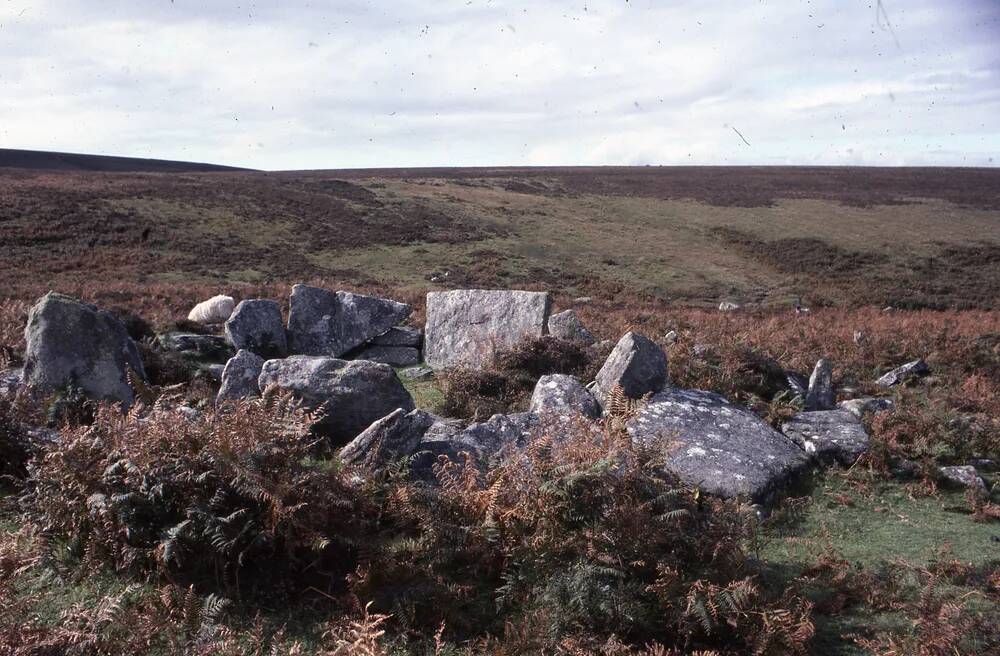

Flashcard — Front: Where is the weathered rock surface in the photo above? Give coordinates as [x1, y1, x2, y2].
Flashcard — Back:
[370, 326, 422, 348]
[839, 397, 895, 418]
[786, 371, 809, 397]
[216, 350, 264, 404]
[592, 332, 669, 409]
[0, 369, 22, 398]
[409, 412, 544, 481]
[187, 295, 235, 325]
[158, 332, 233, 362]
[626, 388, 810, 500]
[719, 301, 741, 312]
[340, 408, 435, 468]
[547, 309, 595, 344]
[257, 355, 414, 443]
[877, 359, 930, 387]
[287, 285, 412, 357]
[805, 358, 835, 410]
[23, 292, 146, 407]
[529, 374, 600, 418]
[781, 410, 870, 466]
[424, 289, 550, 370]
[938, 465, 987, 491]
[399, 365, 434, 381]
[353, 345, 421, 367]
[225, 300, 287, 358]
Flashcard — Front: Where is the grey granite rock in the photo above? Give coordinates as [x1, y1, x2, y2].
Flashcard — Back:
[22, 292, 146, 407]
[424, 289, 550, 370]
[781, 410, 870, 466]
[258, 355, 414, 443]
[287, 284, 411, 357]
[626, 388, 810, 500]
[225, 300, 287, 358]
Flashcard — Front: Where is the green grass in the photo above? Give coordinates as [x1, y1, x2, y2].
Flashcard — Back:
[762, 475, 999, 568]
[398, 368, 445, 414]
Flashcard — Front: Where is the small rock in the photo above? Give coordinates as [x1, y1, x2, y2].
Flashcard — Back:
[853, 330, 866, 345]
[838, 397, 895, 418]
[399, 365, 434, 381]
[782, 410, 870, 466]
[529, 374, 600, 418]
[187, 295, 235, 325]
[938, 465, 987, 491]
[805, 358, 835, 411]
[225, 300, 287, 358]
[785, 371, 808, 397]
[718, 301, 741, 312]
[592, 332, 669, 409]
[423, 289, 550, 370]
[216, 350, 265, 404]
[340, 408, 436, 468]
[547, 309, 596, 344]
[370, 326, 423, 348]
[202, 364, 225, 382]
[573, 296, 593, 304]
[22, 292, 146, 407]
[876, 359, 930, 387]
[353, 345, 421, 367]
[0, 368, 22, 398]
[663, 330, 679, 345]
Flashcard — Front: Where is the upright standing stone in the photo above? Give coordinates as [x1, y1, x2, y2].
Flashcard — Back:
[423, 290, 551, 370]
[225, 300, 287, 358]
[805, 358, 835, 410]
[22, 292, 146, 407]
[286, 284, 412, 357]
[592, 332, 669, 409]
[216, 349, 265, 404]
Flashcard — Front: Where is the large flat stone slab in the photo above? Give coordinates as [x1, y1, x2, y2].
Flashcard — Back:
[626, 388, 810, 500]
[424, 289, 550, 370]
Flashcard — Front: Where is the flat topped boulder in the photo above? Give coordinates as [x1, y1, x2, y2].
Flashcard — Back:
[626, 388, 810, 500]
[781, 410, 870, 466]
[287, 284, 412, 357]
[592, 332, 669, 409]
[22, 292, 146, 407]
[424, 289, 551, 370]
[258, 355, 414, 443]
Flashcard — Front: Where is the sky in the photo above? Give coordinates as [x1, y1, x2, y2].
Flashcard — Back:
[1, 0, 998, 170]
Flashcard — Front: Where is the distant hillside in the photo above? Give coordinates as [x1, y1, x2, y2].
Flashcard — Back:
[0, 148, 249, 173]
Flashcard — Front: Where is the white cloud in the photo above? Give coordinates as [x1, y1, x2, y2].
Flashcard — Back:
[0, 0, 997, 168]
